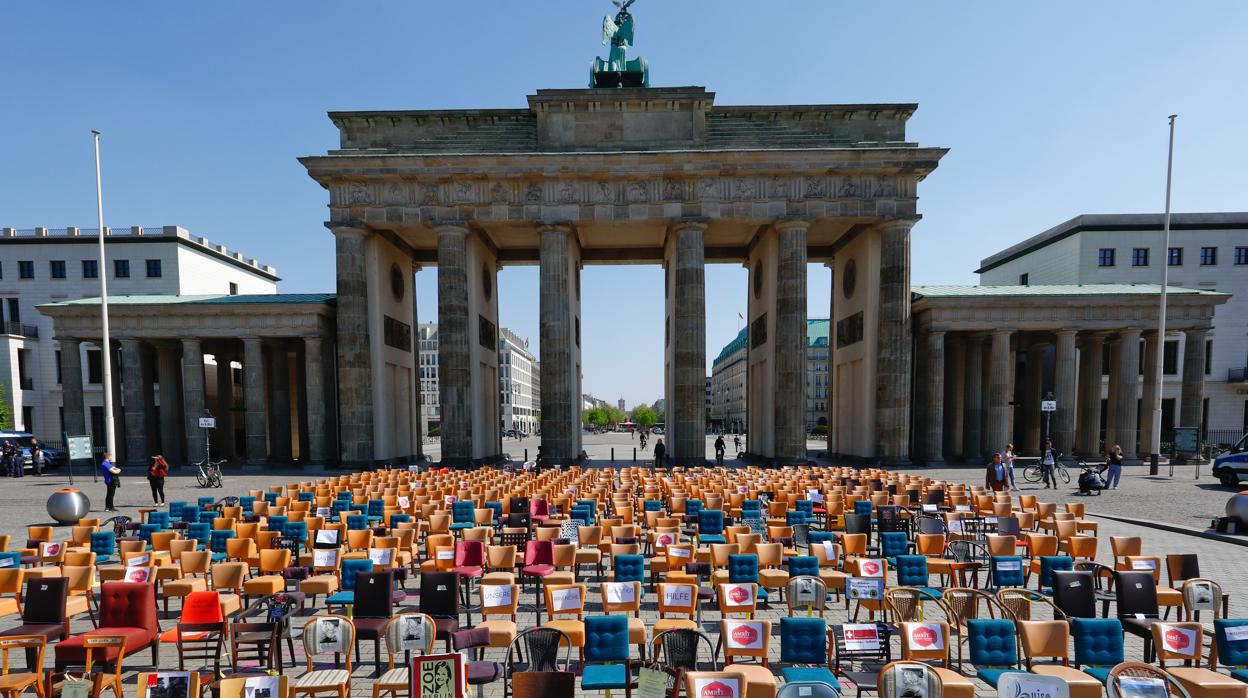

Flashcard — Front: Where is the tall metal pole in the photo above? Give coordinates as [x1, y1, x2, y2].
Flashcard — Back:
[92, 131, 117, 460]
[1148, 114, 1178, 476]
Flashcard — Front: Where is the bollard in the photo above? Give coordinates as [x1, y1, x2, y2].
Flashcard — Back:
[633, 448, 637, 462]
[524, 448, 528, 462]
[612, 448, 615, 462]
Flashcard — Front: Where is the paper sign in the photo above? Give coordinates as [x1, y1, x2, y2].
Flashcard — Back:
[397, 615, 428, 652]
[1131, 559, 1158, 571]
[794, 577, 820, 604]
[908, 623, 945, 650]
[662, 585, 694, 607]
[124, 567, 152, 584]
[955, 505, 971, 512]
[858, 559, 885, 577]
[398, 497, 411, 509]
[692, 677, 740, 698]
[655, 533, 676, 549]
[316, 530, 339, 545]
[847, 577, 884, 600]
[670, 547, 691, 559]
[242, 675, 280, 698]
[995, 559, 1022, 572]
[444, 495, 458, 505]
[843, 623, 881, 651]
[549, 587, 582, 612]
[0, 558, 14, 569]
[368, 548, 394, 566]
[482, 585, 513, 608]
[984, 516, 998, 525]
[315, 507, 331, 518]
[145, 672, 192, 698]
[637, 667, 670, 698]
[604, 582, 637, 605]
[947, 519, 964, 534]
[1224, 625, 1248, 642]
[721, 583, 754, 607]
[1118, 677, 1169, 698]
[724, 621, 765, 649]
[820, 540, 838, 561]
[436, 549, 454, 561]
[922, 504, 938, 512]
[1158, 624, 1198, 656]
[127, 553, 150, 567]
[737, 486, 748, 494]
[807, 490, 825, 504]
[315, 617, 348, 654]
[41, 542, 62, 557]
[313, 550, 337, 568]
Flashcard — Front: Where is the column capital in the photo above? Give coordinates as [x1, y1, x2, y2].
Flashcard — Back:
[180, 337, 202, 349]
[773, 218, 811, 234]
[326, 225, 369, 239]
[1055, 328, 1079, 338]
[432, 222, 470, 236]
[535, 222, 574, 235]
[875, 217, 920, 233]
[671, 218, 709, 233]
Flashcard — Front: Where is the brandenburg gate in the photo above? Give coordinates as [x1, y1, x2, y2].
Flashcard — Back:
[301, 85, 946, 467]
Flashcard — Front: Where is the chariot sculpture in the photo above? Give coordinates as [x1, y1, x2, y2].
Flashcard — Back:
[590, 0, 649, 88]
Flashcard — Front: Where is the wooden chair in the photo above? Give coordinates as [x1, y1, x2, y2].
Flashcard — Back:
[0, 635, 46, 698]
[373, 613, 436, 698]
[292, 615, 353, 698]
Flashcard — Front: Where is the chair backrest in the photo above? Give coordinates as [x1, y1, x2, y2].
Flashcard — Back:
[419, 571, 459, 617]
[384, 612, 436, 660]
[1070, 617, 1124, 668]
[507, 628, 572, 674]
[658, 583, 698, 618]
[22, 576, 68, 625]
[97, 582, 159, 637]
[967, 618, 1018, 668]
[780, 617, 828, 664]
[1181, 578, 1222, 620]
[894, 555, 930, 587]
[698, 509, 724, 535]
[1107, 662, 1192, 698]
[726, 554, 758, 584]
[997, 671, 1069, 698]
[90, 532, 116, 556]
[877, 661, 942, 698]
[1214, 619, 1248, 670]
[990, 556, 1025, 588]
[1052, 571, 1096, 619]
[600, 581, 641, 614]
[1038, 556, 1074, 589]
[899, 621, 951, 665]
[613, 554, 644, 583]
[880, 532, 909, 559]
[301, 614, 354, 666]
[1017, 619, 1071, 666]
[682, 672, 746, 698]
[179, 590, 225, 624]
[1152, 622, 1206, 667]
[787, 556, 820, 578]
[339, 558, 374, 591]
[584, 614, 629, 662]
[1114, 571, 1159, 617]
[353, 571, 395, 619]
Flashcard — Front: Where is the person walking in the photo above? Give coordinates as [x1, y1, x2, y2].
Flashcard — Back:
[1105, 444, 1124, 490]
[1003, 443, 1017, 491]
[8, 442, 22, 478]
[985, 452, 1008, 492]
[733, 435, 741, 452]
[31, 442, 45, 476]
[1, 442, 12, 478]
[714, 435, 726, 467]
[1039, 438, 1061, 489]
[147, 455, 169, 505]
[100, 453, 122, 512]
[653, 438, 666, 469]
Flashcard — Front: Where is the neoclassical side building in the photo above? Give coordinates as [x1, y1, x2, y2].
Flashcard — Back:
[300, 85, 947, 466]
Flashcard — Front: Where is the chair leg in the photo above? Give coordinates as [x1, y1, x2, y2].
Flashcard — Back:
[375, 637, 382, 677]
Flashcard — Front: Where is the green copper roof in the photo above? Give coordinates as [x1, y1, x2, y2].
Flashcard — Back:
[912, 284, 1225, 299]
[713, 318, 829, 367]
[42, 294, 335, 307]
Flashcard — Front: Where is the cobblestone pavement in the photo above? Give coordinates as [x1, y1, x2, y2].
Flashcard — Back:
[0, 459, 1244, 698]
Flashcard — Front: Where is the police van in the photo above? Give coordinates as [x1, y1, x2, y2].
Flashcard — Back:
[1212, 433, 1248, 487]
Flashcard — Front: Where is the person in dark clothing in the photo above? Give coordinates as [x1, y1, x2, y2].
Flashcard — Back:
[100, 453, 121, 511]
[1039, 439, 1061, 489]
[714, 435, 726, 466]
[653, 438, 666, 469]
[985, 452, 1008, 492]
[147, 455, 169, 505]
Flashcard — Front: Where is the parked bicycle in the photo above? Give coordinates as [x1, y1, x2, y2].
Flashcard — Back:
[194, 458, 225, 488]
[1022, 458, 1072, 485]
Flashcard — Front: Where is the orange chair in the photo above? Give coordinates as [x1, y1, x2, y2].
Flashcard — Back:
[720, 619, 776, 698]
[1152, 621, 1245, 698]
[1016, 619, 1106, 698]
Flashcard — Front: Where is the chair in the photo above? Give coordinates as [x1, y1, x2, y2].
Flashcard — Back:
[1181, 579, 1224, 623]
[0, 635, 46, 698]
[897, 620, 975, 698]
[505, 627, 574, 696]
[996, 588, 1067, 622]
[69, 636, 126, 698]
[720, 619, 776, 698]
[777, 681, 842, 698]
[1070, 617, 1125, 685]
[988, 556, 1026, 592]
[54, 582, 159, 670]
[580, 615, 631, 697]
[453, 626, 504, 696]
[778, 617, 839, 687]
[1151, 621, 1244, 698]
[1052, 571, 1098, 619]
[786, 574, 828, 618]
[511, 671, 576, 698]
[1108, 662, 1195, 698]
[877, 661, 943, 698]
[830, 622, 891, 698]
[352, 571, 396, 676]
[0, 577, 69, 668]
[600, 581, 645, 660]
[418, 571, 460, 652]
[654, 583, 699, 636]
[479, 584, 519, 650]
[1016, 619, 1106, 698]
[157, 590, 224, 673]
[895, 556, 942, 598]
[324, 558, 374, 610]
[293, 615, 353, 698]
[966, 618, 1024, 688]
[1116, 571, 1161, 660]
[373, 613, 436, 698]
[697, 510, 727, 546]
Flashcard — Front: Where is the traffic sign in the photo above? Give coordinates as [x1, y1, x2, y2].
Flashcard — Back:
[1041, 400, 1057, 412]
[199, 417, 217, 429]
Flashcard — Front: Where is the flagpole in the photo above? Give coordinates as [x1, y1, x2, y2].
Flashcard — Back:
[1148, 114, 1177, 476]
[92, 130, 117, 461]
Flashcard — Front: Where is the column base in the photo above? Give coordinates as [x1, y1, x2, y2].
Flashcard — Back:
[877, 455, 913, 467]
[669, 456, 710, 468]
[243, 459, 267, 472]
[922, 458, 945, 467]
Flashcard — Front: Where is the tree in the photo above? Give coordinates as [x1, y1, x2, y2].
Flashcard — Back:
[0, 384, 11, 431]
[631, 405, 657, 427]
[606, 406, 627, 426]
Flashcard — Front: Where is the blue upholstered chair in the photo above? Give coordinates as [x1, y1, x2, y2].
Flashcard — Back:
[989, 556, 1026, 591]
[779, 617, 840, 687]
[450, 501, 475, 533]
[728, 554, 767, 603]
[1037, 556, 1074, 593]
[787, 556, 820, 579]
[325, 558, 375, 608]
[967, 618, 1024, 687]
[90, 532, 116, 564]
[894, 555, 942, 599]
[1071, 617, 1125, 684]
[879, 531, 909, 566]
[613, 554, 645, 585]
[697, 510, 727, 545]
[581, 615, 631, 695]
[209, 529, 234, 563]
[1213, 619, 1248, 683]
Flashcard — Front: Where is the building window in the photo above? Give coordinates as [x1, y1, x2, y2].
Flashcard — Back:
[1131, 248, 1149, 267]
[145, 259, 162, 278]
[82, 260, 98, 279]
[1168, 247, 1183, 266]
[49, 260, 66, 279]
[22, 407, 32, 433]
[1019, 273, 1029, 286]
[86, 349, 102, 384]
[114, 260, 130, 278]
[55, 350, 62, 385]
[1200, 247, 1217, 266]
[229, 282, 238, 295]
[1235, 247, 1248, 266]
[1162, 340, 1178, 375]
[18, 261, 34, 279]
[1097, 249, 1115, 267]
[1206, 339, 1213, 375]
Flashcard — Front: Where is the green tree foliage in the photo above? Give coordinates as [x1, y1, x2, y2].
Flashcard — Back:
[631, 405, 657, 427]
[0, 384, 11, 431]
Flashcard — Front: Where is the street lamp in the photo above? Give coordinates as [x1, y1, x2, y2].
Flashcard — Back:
[1148, 115, 1178, 476]
[91, 131, 117, 460]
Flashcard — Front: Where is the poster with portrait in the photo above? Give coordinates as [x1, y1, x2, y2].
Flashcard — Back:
[1185, 581, 1217, 611]
[242, 676, 279, 698]
[410, 653, 465, 698]
[143, 672, 192, 698]
[315, 617, 348, 654]
[397, 615, 430, 652]
[793, 577, 821, 604]
[1118, 677, 1169, 698]
[893, 664, 929, 698]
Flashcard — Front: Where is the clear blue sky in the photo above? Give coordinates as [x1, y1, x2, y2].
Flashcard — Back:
[3, 2, 1245, 410]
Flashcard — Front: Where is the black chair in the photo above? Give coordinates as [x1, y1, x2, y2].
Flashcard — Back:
[504, 628, 572, 698]
[352, 571, 395, 676]
[1075, 561, 1118, 617]
[1052, 570, 1097, 619]
[506, 512, 532, 530]
[0, 577, 69, 669]
[830, 622, 891, 698]
[996, 517, 1022, 537]
[924, 490, 945, 506]
[454, 627, 503, 695]
[915, 517, 945, 536]
[876, 506, 905, 535]
[419, 571, 460, 652]
[174, 621, 224, 674]
[510, 498, 530, 518]
[650, 628, 718, 675]
[1115, 570, 1160, 660]
[843, 513, 871, 536]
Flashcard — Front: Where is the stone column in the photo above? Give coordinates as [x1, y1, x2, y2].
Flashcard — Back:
[1179, 327, 1209, 455]
[1023, 345, 1044, 452]
[1053, 330, 1078, 455]
[268, 343, 292, 463]
[1113, 330, 1141, 459]
[874, 219, 915, 464]
[436, 225, 472, 464]
[943, 336, 965, 460]
[774, 221, 808, 463]
[181, 339, 207, 464]
[411, 263, 424, 460]
[119, 339, 148, 466]
[962, 335, 985, 462]
[986, 330, 1014, 457]
[215, 354, 235, 460]
[1076, 334, 1104, 458]
[59, 339, 86, 438]
[539, 225, 577, 464]
[1139, 331, 1160, 458]
[333, 227, 373, 464]
[1105, 337, 1121, 448]
[109, 347, 125, 463]
[825, 262, 835, 443]
[242, 337, 267, 465]
[921, 330, 945, 464]
[303, 337, 328, 464]
[156, 344, 184, 464]
[672, 222, 708, 464]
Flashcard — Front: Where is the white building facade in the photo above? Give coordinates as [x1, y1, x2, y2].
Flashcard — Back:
[711, 319, 830, 434]
[0, 225, 277, 449]
[417, 323, 440, 435]
[499, 328, 536, 435]
[977, 213, 1248, 441]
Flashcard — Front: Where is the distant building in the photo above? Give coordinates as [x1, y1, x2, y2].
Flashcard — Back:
[618, 397, 626, 411]
[417, 324, 439, 434]
[710, 319, 829, 434]
[499, 328, 536, 434]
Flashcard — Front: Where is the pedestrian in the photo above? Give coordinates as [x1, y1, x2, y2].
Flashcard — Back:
[1105, 444, 1124, 489]
[1003, 443, 1017, 490]
[985, 452, 1008, 492]
[1, 441, 11, 478]
[100, 453, 122, 512]
[147, 455, 169, 505]
[12, 441, 22, 478]
[714, 434, 726, 467]
[1039, 438, 1061, 489]
[653, 438, 666, 469]
[31, 442, 45, 476]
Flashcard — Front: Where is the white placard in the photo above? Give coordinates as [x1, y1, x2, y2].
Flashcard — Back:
[444, 495, 458, 505]
[315, 530, 339, 545]
[807, 490, 824, 504]
[41, 542, 62, 557]
[397, 497, 411, 509]
[820, 540, 838, 561]
[549, 587, 582, 612]
[662, 585, 694, 608]
[368, 548, 394, 566]
[858, 559, 885, 577]
[199, 417, 216, 429]
[242, 676, 280, 698]
[907, 622, 945, 651]
[314, 617, 348, 654]
[1131, 559, 1158, 571]
[313, 550, 337, 568]
[995, 559, 1022, 572]
[843, 623, 881, 651]
[847, 577, 884, 600]
[922, 504, 938, 512]
[1041, 400, 1057, 412]
[604, 582, 637, 605]
[724, 621, 765, 650]
[1158, 624, 1199, 657]
[315, 507, 331, 518]
[127, 553, 150, 567]
[655, 533, 676, 549]
[691, 677, 740, 698]
[0, 558, 14, 569]
[436, 549, 455, 561]
[670, 547, 691, 559]
[124, 567, 152, 584]
[482, 584, 513, 608]
[793, 578, 820, 604]
[721, 583, 754, 607]
[1224, 625, 1248, 642]
[947, 519, 964, 534]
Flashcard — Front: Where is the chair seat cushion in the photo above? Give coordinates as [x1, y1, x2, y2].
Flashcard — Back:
[0, 624, 63, 643]
[324, 591, 354, 606]
[699, 535, 727, 545]
[465, 660, 502, 685]
[735, 663, 779, 696]
[300, 576, 339, 595]
[294, 669, 350, 688]
[1034, 665, 1103, 698]
[544, 620, 585, 646]
[158, 628, 214, 643]
[480, 619, 516, 647]
[163, 578, 208, 597]
[1230, 669, 1248, 684]
[914, 587, 942, 599]
[454, 566, 483, 578]
[242, 575, 286, 595]
[759, 569, 789, 588]
[1168, 667, 1247, 694]
[522, 565, 554, 577]
[653, 619, 697, 636]
[1083, 667, 1111, 685]
[976, 669, 1026, 687]
[932, 668, 975, 698]
[781, 667, 839, 687]
[376, 667, 408, 687]
[433, 617, 459, 639]
[582, 664, 629, 690]
[55, 628, 153, 664]
[482, 572, 515, 585]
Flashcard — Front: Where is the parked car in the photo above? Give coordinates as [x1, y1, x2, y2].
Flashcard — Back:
[0, 431, 66, 471]
[1212, 433, 1248, 487]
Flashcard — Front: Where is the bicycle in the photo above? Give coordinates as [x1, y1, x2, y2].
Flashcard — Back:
[194, 458, 226, 488]
[1022, 459, 1071, 485]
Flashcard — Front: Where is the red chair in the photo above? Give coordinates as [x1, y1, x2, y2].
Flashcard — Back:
[530, 500, 551, 524]
[453, 541, 486, 623]
[521, 541, 555, 621]
[54, 582, 159, 670]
